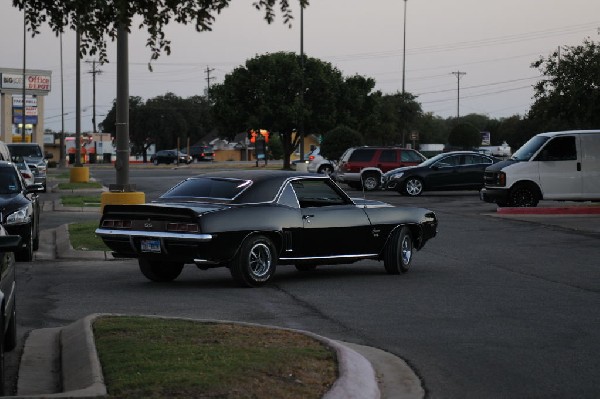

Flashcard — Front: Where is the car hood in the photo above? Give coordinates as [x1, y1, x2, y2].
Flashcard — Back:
[485, 159, 517, 172]
[384, 165, 418, 177]
[0, 194, 28, 219]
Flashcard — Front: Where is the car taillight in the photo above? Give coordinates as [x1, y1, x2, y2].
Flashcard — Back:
[167, 223, 199, 233]
[309, 155, 315, 161]
[22, 172, 32, 179]
[102, 219, 132, 229]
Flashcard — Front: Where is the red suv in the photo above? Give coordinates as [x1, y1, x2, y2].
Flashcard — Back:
[333, 146, 426, 191]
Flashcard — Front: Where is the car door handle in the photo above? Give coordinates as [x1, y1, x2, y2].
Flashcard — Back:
[302, 214, 314, 223]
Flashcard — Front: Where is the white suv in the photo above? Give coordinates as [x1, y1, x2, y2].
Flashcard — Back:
[306, 147, 335, 175]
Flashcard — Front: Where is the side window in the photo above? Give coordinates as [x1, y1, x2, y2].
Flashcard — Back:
[435, 155, 460, 167]
[348, 149, 376, 162]
[539, 136, 577, 161]
[277, 183, 300, 208]
[291, 179, 347, 208]
[464, 155, 490, 165]
[379, 150, 397, 163]
[401, 150, 423, 162]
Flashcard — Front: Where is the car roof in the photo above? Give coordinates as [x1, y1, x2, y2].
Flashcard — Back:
[538, 130, 600, 137]
[181, 170, 330, 204]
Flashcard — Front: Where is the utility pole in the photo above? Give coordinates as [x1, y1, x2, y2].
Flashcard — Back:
[451, 71, 466, 120]
[205, 66, 215, 99]
[299, 4, 305, 161]
[86, 60, 102, 132]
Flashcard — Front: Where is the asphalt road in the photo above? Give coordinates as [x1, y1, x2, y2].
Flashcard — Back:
[9, 165, 600, 398]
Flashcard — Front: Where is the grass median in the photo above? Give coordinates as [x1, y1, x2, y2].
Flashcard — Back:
[94, 315, 337, 398]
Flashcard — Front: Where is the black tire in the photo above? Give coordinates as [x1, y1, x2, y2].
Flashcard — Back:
[230, 235, 276, 287]
[403, 177, 424, 197]
[16, 226, 33, 262]
[4, 307, 16, 352]
[361, 172, 381, 191]
[295, 264, 317, 272]
[318, 165, 334, 175]
[138, 259, 184, 282]
[384, 226, 413, 274]
[508, 183, 539, 207]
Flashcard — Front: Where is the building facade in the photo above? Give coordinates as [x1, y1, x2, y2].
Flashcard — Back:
[0, 67, 52, 145]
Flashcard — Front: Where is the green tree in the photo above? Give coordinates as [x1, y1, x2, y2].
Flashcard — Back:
[365, 92, 423, 146]
[211, 52, 374, 168]
[447, 122, 481, 150]
[320, 125, 364, 161]
[15, 0, 307, 63]
[413, 112, 449, 144]
[528, 38, 600, 131]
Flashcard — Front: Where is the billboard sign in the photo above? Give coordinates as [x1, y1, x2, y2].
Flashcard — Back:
[1, 73, 51, 91]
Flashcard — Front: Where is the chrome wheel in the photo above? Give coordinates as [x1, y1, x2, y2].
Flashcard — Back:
[362, 174, 380, 191]
[384, 226, 413, 274]
[230, 235, 277, 287]
[404, 178, 423, 196]
[248, 242, 272, 278]
[401, 234, 412, 265]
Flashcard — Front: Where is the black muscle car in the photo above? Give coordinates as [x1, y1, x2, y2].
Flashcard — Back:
[96, 171, 438, 287]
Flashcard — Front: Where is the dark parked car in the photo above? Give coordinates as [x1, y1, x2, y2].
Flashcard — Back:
[96, 170, 438, 287]
[0, 162, 42, 261]
[383, 151, 499, 196]
[150, 150, 192, 165]
[0, 228, 22, 394]
[333, 146, 426, 191]
[185, 145, 215, 162]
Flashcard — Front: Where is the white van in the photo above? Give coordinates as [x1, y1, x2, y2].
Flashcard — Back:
[480, 130, 600, 207]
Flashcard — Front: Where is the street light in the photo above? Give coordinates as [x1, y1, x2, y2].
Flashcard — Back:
[400, 0, 407, 146]
[299, 3, 305, 161]
[402, 0, 407, 95]
[22, 1, 27, 142]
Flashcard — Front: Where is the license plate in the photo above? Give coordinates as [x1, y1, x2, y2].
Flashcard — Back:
[141, 239, 161, 253]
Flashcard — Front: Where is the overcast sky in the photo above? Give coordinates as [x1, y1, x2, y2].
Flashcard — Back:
[1, 0, 599, 133]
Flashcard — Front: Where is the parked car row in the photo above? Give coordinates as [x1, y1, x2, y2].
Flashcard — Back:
[151, 150, 192, 165]
[151, 146, 216, 165]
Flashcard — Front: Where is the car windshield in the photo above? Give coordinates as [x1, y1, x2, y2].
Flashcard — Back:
[0, 170, 21, 194]
[161, 177, 252, 200]
[8, 145, 42, 157]
[511, 135, 550, 161]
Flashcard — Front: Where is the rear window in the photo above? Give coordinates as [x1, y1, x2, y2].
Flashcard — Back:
[401, 150, 425, 162]
[161, 177, 252, 200]
[348, 149, 376, 162]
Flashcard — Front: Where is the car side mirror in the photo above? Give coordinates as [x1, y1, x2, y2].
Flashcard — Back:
[45, 152, 54, 160]
[0, 235, 22, 252]
[25, 183, 45, 193]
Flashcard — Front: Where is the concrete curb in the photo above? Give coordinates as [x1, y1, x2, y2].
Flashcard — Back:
[16, 314, 381, 399]
[496, 205, 600, 215]
[14, 316, 107, 398]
